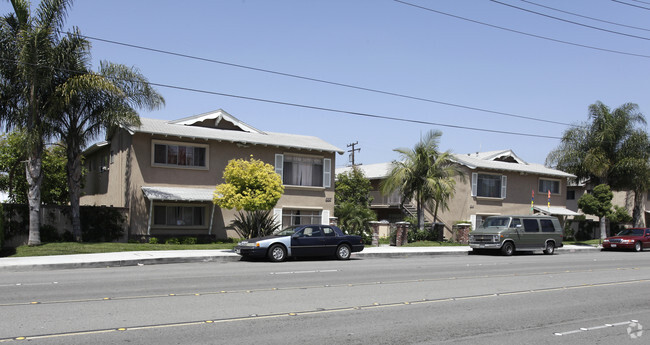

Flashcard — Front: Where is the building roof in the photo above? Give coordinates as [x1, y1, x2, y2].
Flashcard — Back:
[141, 186, 215, 202]
[335, 150, 575, 179]
[452, 150, 575, 178]
[125, 109, 344, 154]
[533, 205, 581, 217]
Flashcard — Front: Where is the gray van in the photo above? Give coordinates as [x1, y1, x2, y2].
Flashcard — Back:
[469, 215, 563, 256]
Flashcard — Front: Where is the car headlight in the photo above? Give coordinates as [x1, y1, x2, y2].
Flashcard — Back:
[603, 239, 609, 243]
[493, 235, 500, 242]
[469, 235, 475, 242]
[621, 239, 633, 244]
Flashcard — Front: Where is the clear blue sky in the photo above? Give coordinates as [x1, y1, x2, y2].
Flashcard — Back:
[3, 0, 649, 168]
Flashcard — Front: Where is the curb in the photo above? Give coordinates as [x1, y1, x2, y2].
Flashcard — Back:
[0, 246, 600, 272]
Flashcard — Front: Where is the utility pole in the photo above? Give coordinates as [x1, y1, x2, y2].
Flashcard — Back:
[347, 142, 360, 166]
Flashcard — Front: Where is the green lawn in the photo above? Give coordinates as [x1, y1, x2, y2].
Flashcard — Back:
[4, 242, 237, 257]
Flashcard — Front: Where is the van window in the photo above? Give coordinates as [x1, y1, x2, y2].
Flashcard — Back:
[540, 219, 555, 232]
[509, 218, 521, 228]
[523, 219, 539, 232]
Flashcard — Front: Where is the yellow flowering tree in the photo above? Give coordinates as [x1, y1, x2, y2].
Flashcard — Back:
[214, 156, 284, 238]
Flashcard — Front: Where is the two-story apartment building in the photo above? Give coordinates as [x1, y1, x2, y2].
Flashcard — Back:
[338, 150, 578, 238]
[81, 109, 343, 240]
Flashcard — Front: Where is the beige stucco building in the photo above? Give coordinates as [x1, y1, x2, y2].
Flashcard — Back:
[81, 109, 343, 240]
[338, 150, 579, 238]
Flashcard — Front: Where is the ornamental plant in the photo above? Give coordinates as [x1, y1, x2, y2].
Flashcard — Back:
[214, 156, 284, 211]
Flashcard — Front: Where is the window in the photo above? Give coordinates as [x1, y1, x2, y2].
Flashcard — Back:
[153, 205, 205, 226]
[523, 219, 539, 232]
[566, 190, 575, 200]
[153, 142, 207, 168]
[323, 226, 336, 236]
[282, 209, 322, 227]
[539, 179, 560, 194]
[540, 219, 555, 232]
[275, 154, 331, 188]
[509, 218, 521, 228]
[471, 173, 507, 198]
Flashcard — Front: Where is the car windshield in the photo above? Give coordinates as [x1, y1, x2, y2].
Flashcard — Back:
[481, 217, 510, 228]
[273, 225, 301, 236]
[615, 229, 644, 236]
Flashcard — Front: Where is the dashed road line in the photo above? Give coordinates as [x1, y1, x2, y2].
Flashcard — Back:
[1, 279, 648, 343]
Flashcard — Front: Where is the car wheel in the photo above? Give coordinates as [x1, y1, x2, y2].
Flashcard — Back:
[501, 242, 514, 256]
[634, 241, 642, 252]
[543, 241, 555, 255]
[336, 244, 351, 260]
[268, 244, 287, 262]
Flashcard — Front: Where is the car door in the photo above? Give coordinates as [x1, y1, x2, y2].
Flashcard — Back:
[321, 226, 340, 256]
[291, 226, 325, 257]
[521, 218, 541, 250]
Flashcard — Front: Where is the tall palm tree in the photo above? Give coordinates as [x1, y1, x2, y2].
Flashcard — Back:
[546, 101, 648, 238]
[53, 60, 164, 241]
[381, 130, 463, 231]
[0, 0, 81, 245]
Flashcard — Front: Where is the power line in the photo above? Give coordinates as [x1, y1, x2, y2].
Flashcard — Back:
[519, 0, 650, 32]
[491, 0, 650, 41]
[0, 56, 566, 140]
[79, 33, 572, 127]
[394, 0, 650, 59]
[611, 0, 650, 10]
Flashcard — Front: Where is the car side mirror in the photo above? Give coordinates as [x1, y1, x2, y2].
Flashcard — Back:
[292, 233, 300, 239]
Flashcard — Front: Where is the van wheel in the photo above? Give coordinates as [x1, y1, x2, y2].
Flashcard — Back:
[543, 241, 555, 255]
[501, 242, 514, 256]
[634, 241, 642, 252]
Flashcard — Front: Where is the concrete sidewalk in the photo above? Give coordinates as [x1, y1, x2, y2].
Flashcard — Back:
[0, 245, 599, 271]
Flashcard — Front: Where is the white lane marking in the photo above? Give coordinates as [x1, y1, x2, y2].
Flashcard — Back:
[554, 320, 636, 336]
[271, 270, 339, 275]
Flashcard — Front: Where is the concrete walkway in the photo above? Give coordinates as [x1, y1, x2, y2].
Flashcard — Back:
[0, 245, 599, 271]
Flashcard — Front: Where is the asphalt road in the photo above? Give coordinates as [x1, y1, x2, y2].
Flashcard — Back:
[1, 251, 649, 344]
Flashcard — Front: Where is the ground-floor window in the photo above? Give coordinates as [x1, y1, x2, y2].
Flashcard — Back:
[281, 209, 321, 227]
[153, 205, 206, 226]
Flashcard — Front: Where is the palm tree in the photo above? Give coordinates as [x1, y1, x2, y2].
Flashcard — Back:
[546, 101, 648, 238]
[0, 0, 81, 245]
[53, 60, 164, 241]
[381, 130, 463, 232]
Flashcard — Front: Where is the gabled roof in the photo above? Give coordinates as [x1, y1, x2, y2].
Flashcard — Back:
[335, 150, 575, 179]
[121, 109, 343, 154]
[451, 150, 574, 178]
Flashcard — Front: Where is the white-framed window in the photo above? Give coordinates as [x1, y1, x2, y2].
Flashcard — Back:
[153, 205, 206, 227]
[281, 209, 322, 227]
[274, 154, 331, 188]
[152, 140, 208, 169]
[471, 173, 507, 199]
[539, 178, 560, 195]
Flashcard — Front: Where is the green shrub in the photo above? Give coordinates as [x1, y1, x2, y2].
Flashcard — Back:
[61, 231, 74, 242]
[165, 237, 180, 245]
[231, 210, 281, 239]
[78, 206, 125, 242]
[148, 237, 159, 244]
[181, 237, 197, 245]
[39, 224, 61, 242]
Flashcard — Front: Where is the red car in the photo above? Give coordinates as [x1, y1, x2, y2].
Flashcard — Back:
[602, 228, 650, 252]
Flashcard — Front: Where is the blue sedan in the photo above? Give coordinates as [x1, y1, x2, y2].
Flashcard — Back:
[234, 224, 365, 262]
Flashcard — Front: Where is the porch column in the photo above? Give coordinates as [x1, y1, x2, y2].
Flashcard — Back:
[395, 221, 409, 247]
[369, 221, 380, 247]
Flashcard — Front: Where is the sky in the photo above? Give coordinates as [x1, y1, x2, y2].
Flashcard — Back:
[2, 0, 649, 169]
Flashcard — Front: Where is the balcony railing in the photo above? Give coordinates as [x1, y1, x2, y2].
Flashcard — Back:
[370, 191, 402, 206]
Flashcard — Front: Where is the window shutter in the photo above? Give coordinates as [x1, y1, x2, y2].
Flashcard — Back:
[321, 210, 330, 225]
[323, 158, 331, 188]
[471, 173, 478, 197]
[274, 154, 284, 181]
[501, 175, 507, 199]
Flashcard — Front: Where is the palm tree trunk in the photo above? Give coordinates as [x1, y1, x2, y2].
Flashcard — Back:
[633, 189, 646, 227]
[66, 144, 83, 242]
[417, 193, 424, 230]
[26, 153, 42, 246]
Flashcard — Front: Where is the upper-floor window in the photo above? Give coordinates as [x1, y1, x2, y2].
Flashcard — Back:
[153, 141, 207, 168]
[275, 154, 331, 188]
[539, 178, 560, 195]
[471, 172, 506, 199]
[567, 190, 575, 200]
